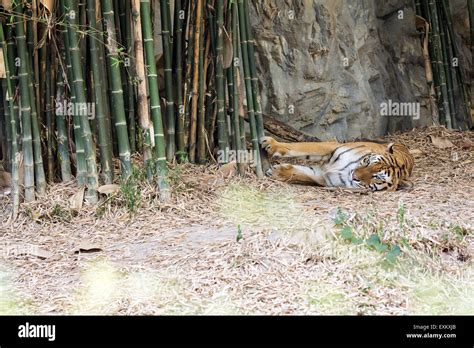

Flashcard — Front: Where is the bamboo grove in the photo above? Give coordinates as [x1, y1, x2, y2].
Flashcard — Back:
[415, 0, 473, 129]
[0, 0, 269, 215]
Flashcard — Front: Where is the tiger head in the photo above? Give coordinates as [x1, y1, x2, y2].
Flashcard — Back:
[351, 143, 412, 191]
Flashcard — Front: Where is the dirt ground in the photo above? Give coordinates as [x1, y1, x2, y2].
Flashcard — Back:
[0, 126, 473, 315]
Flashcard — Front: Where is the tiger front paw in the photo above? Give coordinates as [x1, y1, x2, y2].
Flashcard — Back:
[260, 136, 287, 158]
[269, 163, 293, 181]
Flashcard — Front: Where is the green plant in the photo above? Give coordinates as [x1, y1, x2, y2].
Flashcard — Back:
[119, 166, 144, 214]
[333, 207, 348, 225]
[397, 202, 406, 230]
[50, 203, 72, 222]
[333, 209, 403, 265]
[339, 226, 363, 245]
[236, 224, 243, 242]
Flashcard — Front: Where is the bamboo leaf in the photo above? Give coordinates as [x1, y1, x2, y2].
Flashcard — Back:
[70, 186, 85, 211]
[222, 26, 233, 69]
[429, 135, 454, 148]
[97, 184, 120, 195]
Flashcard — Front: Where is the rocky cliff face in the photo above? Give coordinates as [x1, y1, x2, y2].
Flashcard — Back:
[249, 0, 469, 140]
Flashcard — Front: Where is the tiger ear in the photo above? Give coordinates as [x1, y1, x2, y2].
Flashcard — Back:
[386, 143, 394, 154]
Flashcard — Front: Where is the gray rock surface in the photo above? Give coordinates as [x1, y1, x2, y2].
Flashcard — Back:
[249, 0, 470, 140]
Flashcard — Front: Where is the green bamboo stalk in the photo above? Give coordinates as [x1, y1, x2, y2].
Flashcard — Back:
[140, 0, 170, 199]
[45, 42, 55, 181]
[26, 51, 47, 194]
[204, 1, 216, 141]
[173, 0, 187, 161]
[0, 22, 20, 217]
[27, 0, 41, 120]
[243, 0, 263, 138]
[0, 84, 7, 164]
[429, 0, 451, 128]
[113, 0, 129, 138]
[87, 0, 114, 184]
[442, 0, 471, 128]
[188, 0, 204, 163]
[131, 0, 153, 180]
[159, 0, 176, 161]
[95, 0, 115, 159]
[60, 0, 87, 184]
[102, 0, 132, 178]
[1, 80, 11, 169]
[243, 0, 270, 172]
[182, 0, 196, 153]
[14, 3, 36, 201]
[55, 64, 73, 182]
[66, 0, 99, 203]
[215, 0, 229, 157]
[124, 0, 137, 154]
[24, 1, 46, 193]
[437, 0, 456, 128]
[229, 0, 245, 174]
[237, 0, 263, 177]
[420, 0, 442, 124]
[5, 20, 20, 149]
[197, 15, 208, 164]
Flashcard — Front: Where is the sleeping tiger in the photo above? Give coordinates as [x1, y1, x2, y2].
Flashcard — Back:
[261, 136, 414, 191]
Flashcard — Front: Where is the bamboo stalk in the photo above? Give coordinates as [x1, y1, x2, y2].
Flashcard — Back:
[237, 0, 263, 177]
[131, 0, 153, 179]
[45, 41, 55, 181]
[204, 1, 216, 141]
[159, 0, 176, 161]
[55, 62, 73, 182]
[0, 22, 20, 217]
[242, 0, 270, 173]
[66, 0, 99, 203]
[188, 0, 204, 163]
[26, 50, 47, 194]
[215, 0, 229, 157]
[124, 0, 137, 154]
[437, 0, 456, 128]
[5, 21, 20, 148]
[173, 0, 187, 161]
[197, 12, 209, 164]
[86, 0, 114, 184]
[429, 0, 451, 128]
[441, 0, 471, 129]
[14, 2, 36, 201]
[60, 0, 87, 183]
[229, 0, 245, 174]
[1, 80, 11, 170]
[102, 0, 132, 178]
[140, 0, 170, 200]
[27, 0, 41, 122]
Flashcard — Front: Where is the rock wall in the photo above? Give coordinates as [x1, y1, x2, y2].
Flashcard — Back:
[249, 0, 469, 140]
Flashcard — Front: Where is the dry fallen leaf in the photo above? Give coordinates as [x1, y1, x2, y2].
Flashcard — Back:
[458, 139, 474, 150]
[40, 0, 55, 14]
[217, 161, 237, 178]
[1, 0, 12, 11]
[73, 241, 103, 254]
[98, 184, 120, 195]
[0, 170, 12, 188]
[409, 148, 423, 155]
[222, 26, 233, 69]
[69, 186, 85, 211]
[429, 135, 454, 149]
